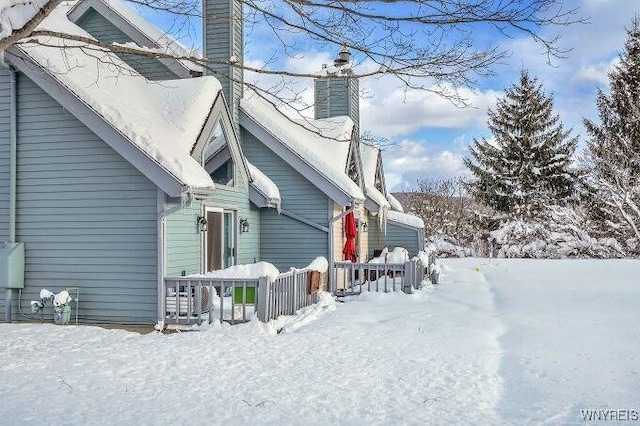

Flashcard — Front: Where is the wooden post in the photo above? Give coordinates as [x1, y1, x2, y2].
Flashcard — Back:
[403, 260, 414, 294]
[292, 272, 298, 314]
[256, 276, 269, 322]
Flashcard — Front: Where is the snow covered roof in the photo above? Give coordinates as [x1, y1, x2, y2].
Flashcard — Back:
[387, 192, 404, 212]
[240, 90, 365, 203]
[247, 161, 281, 210]
[0, 0, 48, 41]
[10, 9, 219, 191]
[360, 143, 389, 212]
[366, 186, 390, 212]
[360, 143, 378, 185]
[387, 210, 424, 229]
[66, 0, 203, 75]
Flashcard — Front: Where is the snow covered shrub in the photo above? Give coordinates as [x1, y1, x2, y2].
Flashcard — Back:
[400, 177, 495, 257]
[490, 206, 624, 258]
[428, 235, 474, 258]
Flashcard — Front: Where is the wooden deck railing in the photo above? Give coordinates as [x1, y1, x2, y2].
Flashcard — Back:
[332, 254, 437, 296]
[257, 269, 326, 321]
[164, 269, 327, 326]
[164, 253, 437, 326]
[164, 277, 266, 326]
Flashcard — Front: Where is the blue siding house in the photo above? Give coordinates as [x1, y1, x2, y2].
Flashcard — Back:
[68, 0, 424, 273]
[66, 0, 280, 276]
[360, 142, 425, 257]
[0, 8, 277, 324]
[72, 0, 425, 269]
[1, 0, 428, 326]
[239, 91, 367, 271]
[314, 52, 425, 257]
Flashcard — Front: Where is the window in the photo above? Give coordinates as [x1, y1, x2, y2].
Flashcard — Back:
[346, 144, 359, 185]
[375, 158, 384, 193]
[209, 156, 234, 186]
[203, 122, 235, 186]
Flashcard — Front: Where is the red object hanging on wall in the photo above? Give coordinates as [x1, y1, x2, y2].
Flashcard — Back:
[342, 211, 358, 263]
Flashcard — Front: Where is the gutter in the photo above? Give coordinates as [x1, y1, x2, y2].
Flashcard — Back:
[1, 52, 17, 322]
[155, 191, 192, 329]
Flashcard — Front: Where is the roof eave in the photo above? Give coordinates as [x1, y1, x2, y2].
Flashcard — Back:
[67, 0, 198, 78]
[240, 108, 358, 206]
[248, 185, 280, 210]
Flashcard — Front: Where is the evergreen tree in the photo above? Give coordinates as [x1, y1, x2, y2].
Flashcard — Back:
[465, 70, 577, 219]
[583, 18, 640, 252]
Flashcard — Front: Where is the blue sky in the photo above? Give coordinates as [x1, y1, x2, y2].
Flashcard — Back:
[375, 0, 640, 190]
[143, 0, 640, 191]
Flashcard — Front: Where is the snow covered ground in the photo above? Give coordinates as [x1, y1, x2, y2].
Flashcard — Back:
[1, 259, 639, 425]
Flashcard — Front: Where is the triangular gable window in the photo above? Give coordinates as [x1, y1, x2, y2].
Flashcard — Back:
[346, 143, 360, 185]
[374, 155, 384, 193]
[203, 121, 235, 187]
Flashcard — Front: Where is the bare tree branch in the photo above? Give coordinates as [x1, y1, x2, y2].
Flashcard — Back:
[0, 0, 63, 51]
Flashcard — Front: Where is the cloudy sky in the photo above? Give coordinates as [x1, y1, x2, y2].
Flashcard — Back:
[146, 0, 639, 191]
[368, 0, 640, 190]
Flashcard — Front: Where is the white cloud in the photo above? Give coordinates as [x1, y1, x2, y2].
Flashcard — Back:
[360, 79, 500, 138]
[246, 51, 501, 138]
[574, 58, 618, 85]
[382, 139, 470, 190]
[384, 173, 404, 191]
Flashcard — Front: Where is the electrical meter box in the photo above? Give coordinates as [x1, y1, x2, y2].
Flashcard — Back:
[0, 242, 25, 289]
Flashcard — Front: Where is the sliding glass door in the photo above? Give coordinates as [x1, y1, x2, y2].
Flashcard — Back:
[205, 209, 236, 272]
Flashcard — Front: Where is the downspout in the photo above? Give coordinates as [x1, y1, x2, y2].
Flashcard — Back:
[1, 52, 17, 322]
[327, 201, 356, 294]
[156, 191, 191, 329]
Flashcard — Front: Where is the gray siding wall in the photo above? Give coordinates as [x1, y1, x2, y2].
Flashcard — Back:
[349, 78, 360, 133]
[0, 73, 158, 324]
[384, 223, 421, 257]
[204, 0, 243, 125]
[314, 77, 359, 132]
[207, 168, 260, 266]
[76, 9, 180, 81]
[166, 200, 202, 277]
[367, 214, 420, 257]
[165, 167, 260, 275]
[314, 79, 328, 119]
[0, 71, 9, 241]
[242, 129, 328, 270]
[368, 213, 384, 258]
[243, 202, 261, 265]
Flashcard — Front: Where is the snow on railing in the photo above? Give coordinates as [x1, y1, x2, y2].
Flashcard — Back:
[333, 260, 415, 295]
[257, 268, 326, 322]
[163, 253, 437, 326]
[332, 251, 438, 296]
[164, 267, 327, 326]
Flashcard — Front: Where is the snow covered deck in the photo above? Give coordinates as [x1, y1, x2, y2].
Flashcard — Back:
[164, 265, 328, 326]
